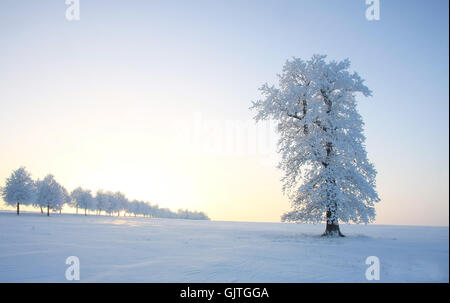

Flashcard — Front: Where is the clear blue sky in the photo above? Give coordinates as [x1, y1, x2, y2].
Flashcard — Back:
[0, 0, 448, 225]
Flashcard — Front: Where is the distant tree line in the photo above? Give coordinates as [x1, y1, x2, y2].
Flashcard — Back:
[0, 167, 209, 220]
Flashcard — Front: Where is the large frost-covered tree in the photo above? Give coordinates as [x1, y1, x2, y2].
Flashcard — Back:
[251, 55, 380, 236]
[1, 167, 36, 215]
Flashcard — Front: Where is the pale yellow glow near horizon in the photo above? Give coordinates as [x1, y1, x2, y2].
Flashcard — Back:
[1, 135, 448, 226]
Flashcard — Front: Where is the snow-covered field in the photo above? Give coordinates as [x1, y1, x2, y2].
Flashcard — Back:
[0, 211, 447, 282]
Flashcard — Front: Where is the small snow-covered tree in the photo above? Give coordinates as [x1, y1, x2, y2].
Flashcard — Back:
[71, 187, 94, 216]
[251, 55, 380, 236]
[95, 190, 109, 215]
[1, 167, 36, 215]
[176, 208, 209, 220]
[59, 186, 71, 214]
[88, 193, 98, 214]
[113, 191, 127, 216]
[34, 178, 48, 214]
[127, 200, 140, 217]
[102, 191, 116, 215]
[138, 201, 151, 217]
[33, 184, 46, 214]
[35, 174, 64, 216]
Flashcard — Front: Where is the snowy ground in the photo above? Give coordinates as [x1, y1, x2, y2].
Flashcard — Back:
[0, 211, 447, 282]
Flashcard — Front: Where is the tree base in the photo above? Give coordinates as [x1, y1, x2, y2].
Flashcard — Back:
[322, 224, 345, 237]
[321, 231, 345, 237]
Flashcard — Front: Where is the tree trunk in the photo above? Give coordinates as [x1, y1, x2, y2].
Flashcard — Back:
[322, 208, 344, 237]
[76, 206, 78, 215]
[40, 206, 43, 214]
[59, 209, 61, 214]
[322, 141, 344, 237]
[17, 202, 20, 215]
[85, 208, 87, 216]
[47, 204, 50, 216]
[321, 98, 344, 237]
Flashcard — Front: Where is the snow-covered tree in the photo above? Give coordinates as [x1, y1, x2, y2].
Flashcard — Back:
[176, 209, 209, 220]
[33, 184, 46, 214]
[95, 190, 110, 215]
[56, 186, 70, 214]
[71, 187, 94, 216]
[137, 201, 151, 217]
[35, 174, 64, 216]
[34, 178, 47, 214]
[101, 191, 116, 215]
[1, 167, 36, 215]
[88, 194, 98, 214]
[126, 200, 140, 217]
[251, 55, 380, 236]
[1, 168, 210, 220]
[113, 191, 128, 216]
